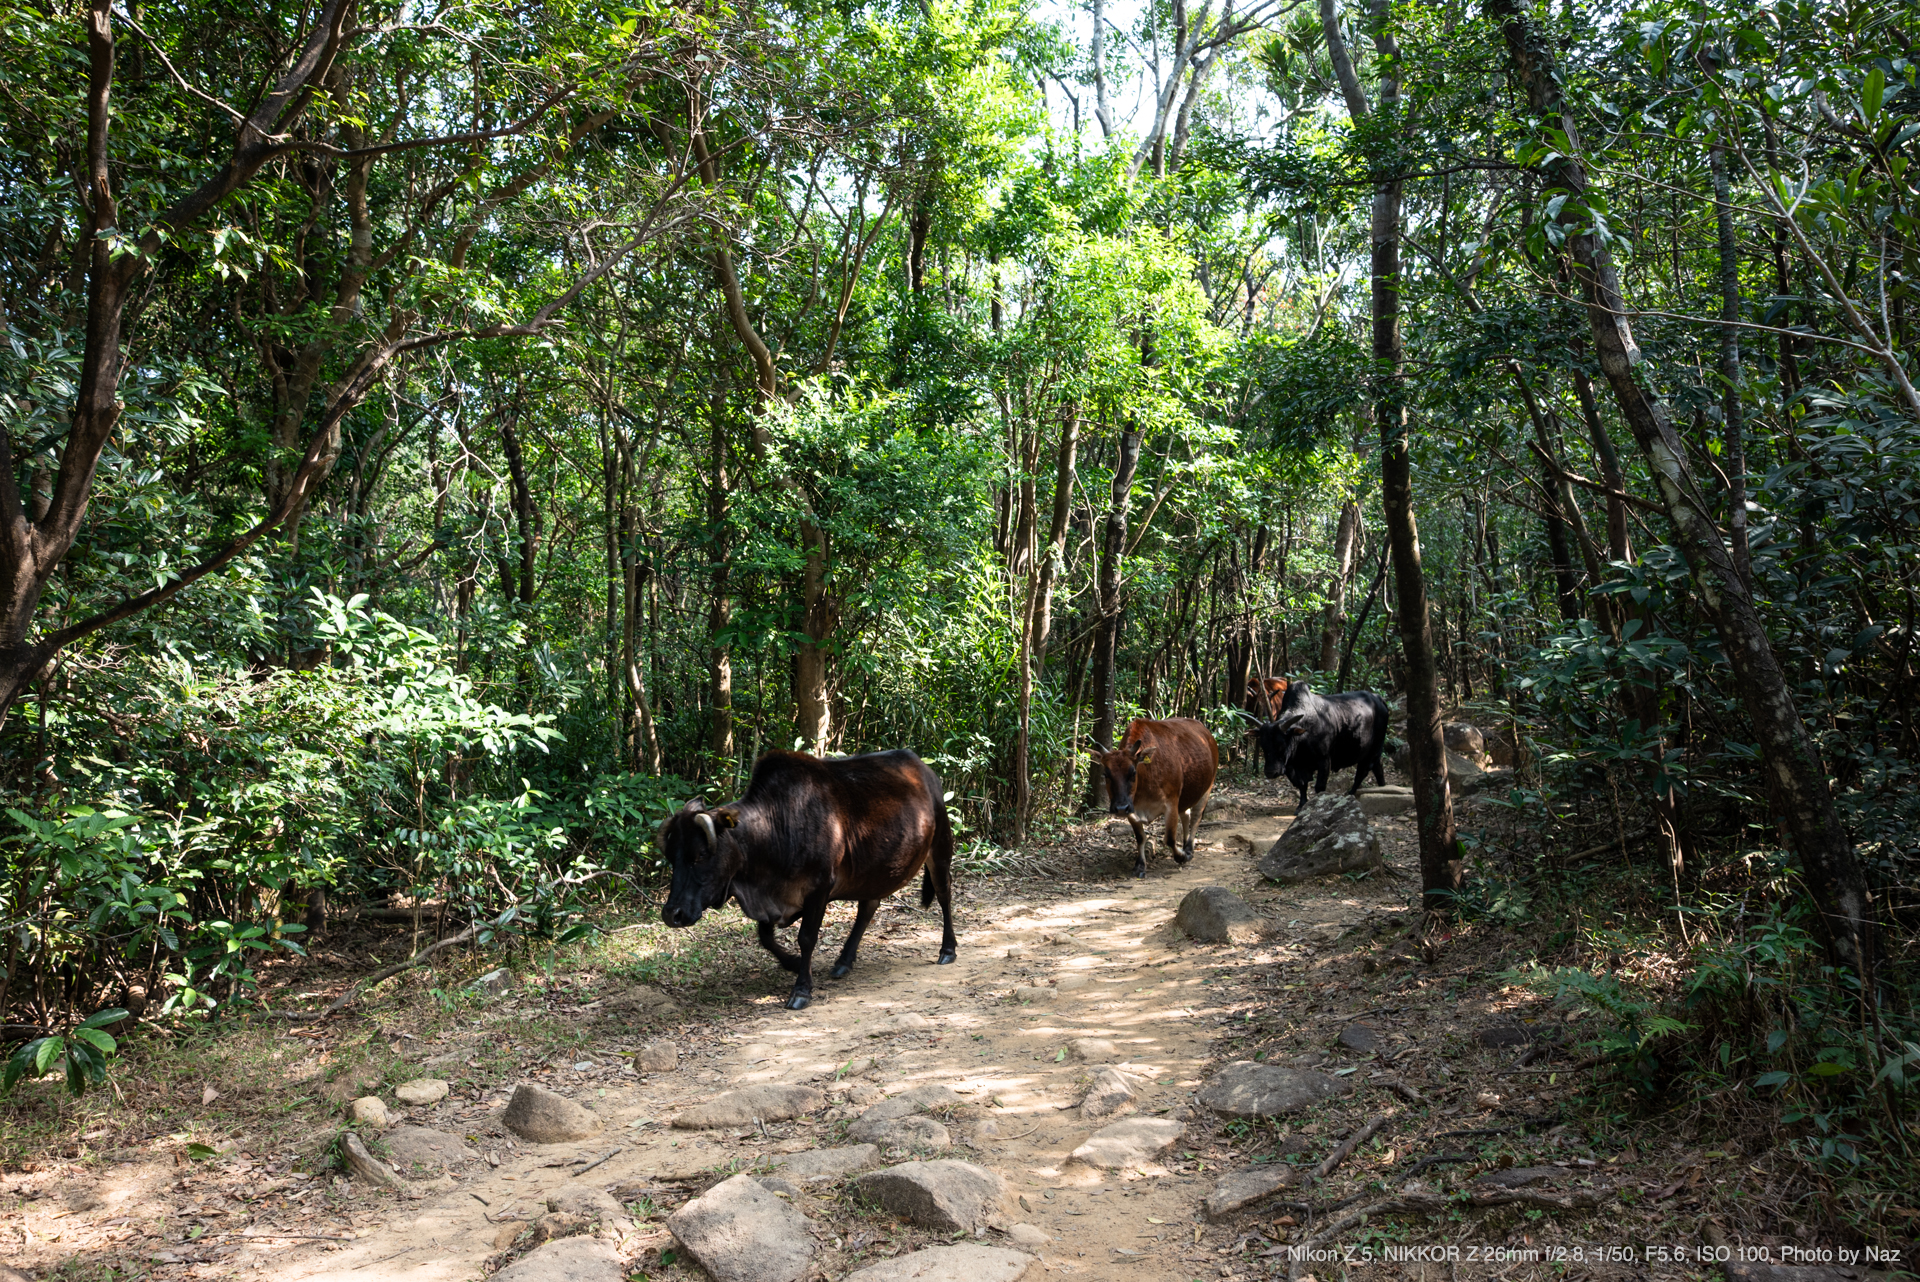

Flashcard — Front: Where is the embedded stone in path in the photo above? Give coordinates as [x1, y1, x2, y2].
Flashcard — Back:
[1067, 1037, 1117, 1062]
[667, 1172, 815, 1282]
[876, 1012, 935, 1033]
[1355, 785, 1415, 817]
[849, 1115, 952, 1151]
[1068, 1117, 1184, 1171]
[1257, 793, 1385, 884]
[844, 1243, 1036, 1282]
[1470, 1166, 1562, 1189]
[394, 1078, 449, 1106]
[1006, 1223, 1050, 1248]
[347, 1096, 391, 1127]
[385, 1126, 478, 1174]
[339, 1131, 405, 1189]
[503, 1083, 604, 1144]
[1080, 1066, 1135, 1119]
[1476, 1024, 1533, 1048]
[1337, 1023, 1378, 1053]
[851, 1160, 1011, 1233]
[1174, 886, 1269, 944]
[638, 1039, 679, 1072]
[1197, 1062, 1351, 1119]
[672, 1083, 824, 1129]
[547, 1185, 634, 1234]
[491, 1235, 625, 1282]
[863, 1084, 961, 1121]
[1204, 1165, 1296, 1219]
[768, 1144, 881, 1185]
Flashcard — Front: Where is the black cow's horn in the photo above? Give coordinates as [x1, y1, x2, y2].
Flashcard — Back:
[695, 811, 717, 846]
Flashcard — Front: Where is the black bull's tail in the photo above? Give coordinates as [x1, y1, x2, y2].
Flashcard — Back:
[922, 787, 953, 907]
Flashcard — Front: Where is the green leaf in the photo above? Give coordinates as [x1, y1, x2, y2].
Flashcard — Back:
[1863, 67, 1886, 119]
[71, 1028, 117, 1054]
[186, 1143, 218, 1160]
[79, 1008, 130, 1029]
[1753, 1070, 1792, 1088]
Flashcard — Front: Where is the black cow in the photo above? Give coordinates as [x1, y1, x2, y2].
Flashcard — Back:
[1253, 680, 1389, 806]
[659, 749, 956, 1010]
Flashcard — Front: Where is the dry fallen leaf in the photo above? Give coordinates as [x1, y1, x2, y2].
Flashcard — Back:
[201, 1086, 219, 1105]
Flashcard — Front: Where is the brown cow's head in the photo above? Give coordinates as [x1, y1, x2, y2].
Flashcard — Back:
[660, 799, 741, 928]
[1256, 676, 1290, 720]
[1088, 742, 1156, 816]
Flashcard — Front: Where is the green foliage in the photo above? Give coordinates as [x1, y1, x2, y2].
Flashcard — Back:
[3, 1008, 129, 1097]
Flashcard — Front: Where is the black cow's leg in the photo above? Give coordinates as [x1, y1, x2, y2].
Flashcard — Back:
[757, 920, 804, 974]
[786, 894, 829, 1010]
[1372, 754, 1386, 787]
[928, 842, 958, 964]
[1349, 760, 1368, 794]
[831, 900, 879, 979]
[1315, 763, 1330, 794]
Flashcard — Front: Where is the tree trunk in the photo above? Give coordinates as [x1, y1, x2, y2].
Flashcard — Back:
[706, 373, 734, 768]
[1710, 142, 1752, 590]
[1319, 501, 1359, 672]
[1489, 0, 1875, 985]
[1087, 428, 1144, 805]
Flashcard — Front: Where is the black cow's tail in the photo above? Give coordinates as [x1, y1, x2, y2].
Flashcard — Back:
[924, 765, 958, 962]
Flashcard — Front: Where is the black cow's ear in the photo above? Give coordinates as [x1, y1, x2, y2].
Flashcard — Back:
[682, 798, 707, 813]
[1290, 724, 1307, 734]
[717, 809, 739, 829]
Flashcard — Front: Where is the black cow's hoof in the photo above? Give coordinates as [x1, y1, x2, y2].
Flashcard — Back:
[1134, 867, 1147, 880]
[937, 951, 957, 965]
[830, 963, 853, 979]
[787, 993, 812, 1010]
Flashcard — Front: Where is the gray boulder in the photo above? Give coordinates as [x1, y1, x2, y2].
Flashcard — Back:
[491, 1236, 624, 1282]
[667, 1172, 815, 1282]
[852, 1160, 1010, 1233]
[1258, 793, 1385, 883]
[1173, 886, 1268, 944]
[1443, 722, 1486, 765]
[1069, 1117, 1184, 1171]
[672, 1084, 824, 1129]
[1355, 785, 1414, 816]
[1204, 1165, 1295, 1219]
[844, 1243, 1036, 1282]
[503, 1084, 604, 1144]
[1196, 1062, 1351, 1119]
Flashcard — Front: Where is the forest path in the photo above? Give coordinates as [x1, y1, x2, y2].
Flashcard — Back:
[260, 783, 1412, 1282]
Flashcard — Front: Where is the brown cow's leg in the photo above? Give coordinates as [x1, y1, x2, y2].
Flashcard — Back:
[787, 894, 830, 1010]
[830, 899, 879, 979]
[1129, 814, 1149, 879]
[757, 920, 804, 974]
[1179, 787, 1212, 862]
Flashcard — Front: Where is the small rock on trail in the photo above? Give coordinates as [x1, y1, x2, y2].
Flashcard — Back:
[346, 1096, 391, 1127]
[1069, 1117, 1185, 1171]
[667, 1171, 816, 1282]
[1174, 885, 1269, 944]
[638, 1039, 679, 1072]
[503, 1083, 604, 1143]
[843, 1243, 1036, 1282]
[1197, 1061, 1352, 1118]
[852, 1160, 1011, 1233]
[768, 1144, 882, 1184]
[1204, 1165, 1295, 1219]
[385, 1125, 477, 1173]
[1079, 1066, 1136, 1118]
[1067, 1037, 1116, 1061]
[491, 1236, 625, 1282]
[339, 1131, 405, 1189]
[393, 1077, 449, 1105]
[848, 1114, 952, 1150]
[1337, 1022, 1378, 1053]
[673, 1083, 825, 1129]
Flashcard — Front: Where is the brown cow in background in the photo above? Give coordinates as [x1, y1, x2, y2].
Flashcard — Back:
[1088, 717, 1220, 879]
[1249, 675, 1289, 721]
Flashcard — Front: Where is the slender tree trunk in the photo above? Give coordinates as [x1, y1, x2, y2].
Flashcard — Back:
[1489, 0, 1875, 985]
[1319, 501, 1359, 671]
[706, 372, 734, 769]
[1710, 143, 1752, 590]
[1087, 428, 1144, 805]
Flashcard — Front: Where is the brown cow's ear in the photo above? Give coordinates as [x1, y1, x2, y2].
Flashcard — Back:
[1135, 749, 1154, 765]
[717, 809, 739, 829]
[1086, 749, 1105, 763]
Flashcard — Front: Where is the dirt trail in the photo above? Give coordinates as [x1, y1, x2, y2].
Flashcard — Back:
[264, 788, 1402, 1281]
[8, 785, 1430, 1282]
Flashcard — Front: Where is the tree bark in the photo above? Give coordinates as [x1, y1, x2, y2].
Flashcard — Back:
[705, 371, 734, 767]
[1488, 0, 1875, 985]
[1323, 0, 1458, 906]
[1087, 428, 1144, 806]
[1319, 501, 1359, 672]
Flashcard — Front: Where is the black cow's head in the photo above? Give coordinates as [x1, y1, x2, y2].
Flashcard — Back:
[1088, 742, 1155, 815]
[659, 799, 741, 928]
[1254, 713, 1307, 779]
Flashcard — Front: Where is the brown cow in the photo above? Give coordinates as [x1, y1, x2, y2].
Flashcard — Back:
[1087, 717, 1220, 879]
[1248, 675, 1289, 721]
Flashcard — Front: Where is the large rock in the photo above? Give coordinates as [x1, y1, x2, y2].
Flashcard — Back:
[1173, 887, 1268, 944]
[503, 1084, 604, 1144]
[1257, 793, 1385, 884]
[852, 1160, 1010, 1233]
[1197, 1062, 1351, 1119]
[1204, 1165, 1295, 1219]
[1080, 1067, 1135, 1119]
[769, 1144, 881, 1185]
[1443, 722, 1486, 765]
[385, 1126, 478, 1173]
[394, 1078, 449, 1106]
[667, 1172, 815, 1282]
[844, 1243, 1036, 1282]
[1069, 1117, 1184, 1171]
[491, 1236, 625, 1282]
[674, 1084, 825, 1129]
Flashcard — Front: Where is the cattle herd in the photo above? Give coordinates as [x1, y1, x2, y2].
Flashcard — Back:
[659, 674, 1389, 1005]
